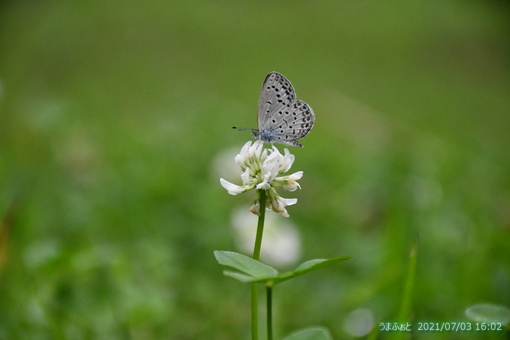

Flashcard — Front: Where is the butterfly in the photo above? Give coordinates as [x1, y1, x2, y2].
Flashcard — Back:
[234, 72, 315, 148]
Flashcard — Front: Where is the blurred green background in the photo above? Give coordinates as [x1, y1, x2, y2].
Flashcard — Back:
[0, 0, 509, 339]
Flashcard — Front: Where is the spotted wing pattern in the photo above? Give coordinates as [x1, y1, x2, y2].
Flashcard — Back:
[255, 72, 314, 148]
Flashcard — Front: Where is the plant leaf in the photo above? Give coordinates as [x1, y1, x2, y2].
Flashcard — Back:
[465, 304, 510, 325]
[282, 327, 333, 340]
[214, 252, 350, 286]
[222, 270, 261, 283]
[273, 256, 351, 285]
[214, 251, 278, 280]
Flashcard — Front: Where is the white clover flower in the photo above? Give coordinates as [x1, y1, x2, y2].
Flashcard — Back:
[272, 171, 303, 192]
[220, 140, 303, 217]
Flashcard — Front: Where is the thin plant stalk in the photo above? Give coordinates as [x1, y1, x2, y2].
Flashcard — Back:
[251, 190, 267, 340]
[266, 284, 273, 340]
[252, 190, 267, 260]
[251, 284, 258, 340]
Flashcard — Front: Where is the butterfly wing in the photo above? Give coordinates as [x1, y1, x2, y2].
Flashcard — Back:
[256, 72, 314, 147]
[267, 99, 315, 147]
[257, 72, 297, 131]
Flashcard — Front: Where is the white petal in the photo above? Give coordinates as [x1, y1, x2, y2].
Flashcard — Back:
[241, 168, 251, 185]
[261, 158, 278, 183]
[282, 198, 298, 206]
[241, 141, 253, 155]
[283, 171, 303, 191]
[284, 181, 301, 192]
[273, 171, 303, 191]
[279, 148, 295, 173]
[262, 150, 281, 181]
[220, 178, 245, 195]
[235, 141, 253, 167]
[249, 140, 263, 158]
[268, 195, 297, 217]
[261, 149, 268, 162]
[290, 171, 303, 180]
[279, 210, 290, 218]
[264, 148, 279, 165]
[249, 202, 260, 215]
[234, 154, 243, 167]
[256, 172, 272, 190]
[272, 145, 282, 155]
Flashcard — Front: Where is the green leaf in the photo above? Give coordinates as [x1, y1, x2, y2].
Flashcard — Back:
[214, 252, 350, 285]
[222, 270, 262, 283]
[214, 251, 278, 280]
[390, 239, 418, 340]
[282, 327, 333, 340]
[273, 256, 351, 285]
[465, 304, 510, 326]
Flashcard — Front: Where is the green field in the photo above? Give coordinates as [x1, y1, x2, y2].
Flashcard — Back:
[0, 1, 509, 339]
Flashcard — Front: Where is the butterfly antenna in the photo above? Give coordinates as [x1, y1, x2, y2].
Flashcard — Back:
[232, 127, 254, 131]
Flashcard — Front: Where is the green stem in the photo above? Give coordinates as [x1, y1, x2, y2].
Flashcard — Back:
[251, 284, 258, 340]
[266, 285, 273, 340]
[251, 190, 267, 340]
[253, 190, 267, 261]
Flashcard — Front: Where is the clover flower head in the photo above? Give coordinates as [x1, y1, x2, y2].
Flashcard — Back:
[220, 141, 303, 217]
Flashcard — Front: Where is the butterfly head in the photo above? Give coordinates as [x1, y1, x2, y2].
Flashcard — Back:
[251, 129, 260, 140]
